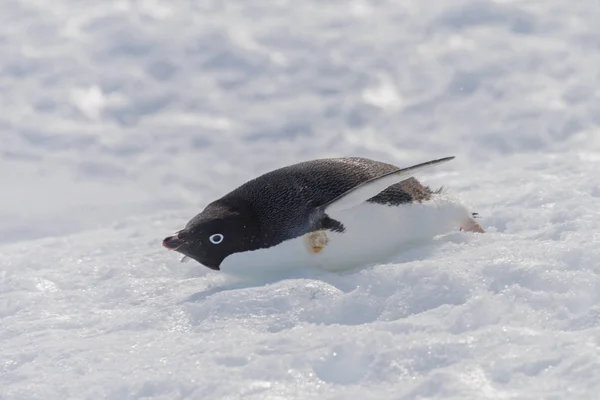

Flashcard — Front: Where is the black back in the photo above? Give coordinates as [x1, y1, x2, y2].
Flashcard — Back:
[220, 157, 433, 244]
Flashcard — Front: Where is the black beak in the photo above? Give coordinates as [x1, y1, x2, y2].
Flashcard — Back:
[163, 233, 186, 250]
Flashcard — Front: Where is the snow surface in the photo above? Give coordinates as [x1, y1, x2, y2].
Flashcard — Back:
[2, 0, 600, 398]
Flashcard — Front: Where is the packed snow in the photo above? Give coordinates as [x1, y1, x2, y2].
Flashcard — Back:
[2, 0, 600, 399]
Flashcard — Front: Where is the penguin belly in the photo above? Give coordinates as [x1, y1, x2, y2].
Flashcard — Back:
[218, 195, 475, 276]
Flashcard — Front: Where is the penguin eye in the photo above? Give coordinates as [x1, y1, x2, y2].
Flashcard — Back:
[209, 233, 224, 245]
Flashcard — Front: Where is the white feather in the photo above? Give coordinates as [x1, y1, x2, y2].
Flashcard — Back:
[219, 193, 476, 277]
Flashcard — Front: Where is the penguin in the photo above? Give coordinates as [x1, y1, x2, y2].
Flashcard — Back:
[162, 156, 484, 275]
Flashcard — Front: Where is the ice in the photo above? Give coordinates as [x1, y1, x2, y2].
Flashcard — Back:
[1, 0, 600, 399]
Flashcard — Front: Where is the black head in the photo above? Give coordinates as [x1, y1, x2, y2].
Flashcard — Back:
[162, 200, 260, 270]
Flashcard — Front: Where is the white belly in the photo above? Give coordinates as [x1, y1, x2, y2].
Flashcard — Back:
[219, 195, 476, 277]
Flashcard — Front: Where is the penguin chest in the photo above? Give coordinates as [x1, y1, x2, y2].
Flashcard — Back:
[219, 198, 473, 276]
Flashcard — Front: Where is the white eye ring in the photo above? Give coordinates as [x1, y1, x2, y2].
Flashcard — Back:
[209, 233, 224, 244]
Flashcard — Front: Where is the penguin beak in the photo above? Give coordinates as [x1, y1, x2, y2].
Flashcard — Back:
[162, 232, 186, 251]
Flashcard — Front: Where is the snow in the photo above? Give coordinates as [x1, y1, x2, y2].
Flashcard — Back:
[1, 0, 599, 398]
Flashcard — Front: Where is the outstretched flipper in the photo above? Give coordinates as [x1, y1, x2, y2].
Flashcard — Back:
[309, 156, 455, 225]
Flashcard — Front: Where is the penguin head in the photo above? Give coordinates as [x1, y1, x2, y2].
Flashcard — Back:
[162, 200, 259, 270]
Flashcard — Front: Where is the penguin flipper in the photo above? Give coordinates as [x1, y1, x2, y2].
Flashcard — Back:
[312, 156, 455, 221]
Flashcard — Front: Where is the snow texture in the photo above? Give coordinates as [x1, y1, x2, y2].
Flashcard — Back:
[1, 0, 600, 399]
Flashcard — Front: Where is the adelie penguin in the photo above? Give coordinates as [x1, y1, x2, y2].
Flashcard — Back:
[163, 156, 484, 275]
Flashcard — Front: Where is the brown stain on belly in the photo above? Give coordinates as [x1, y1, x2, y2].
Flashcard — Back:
[306, 230, 329, 254]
